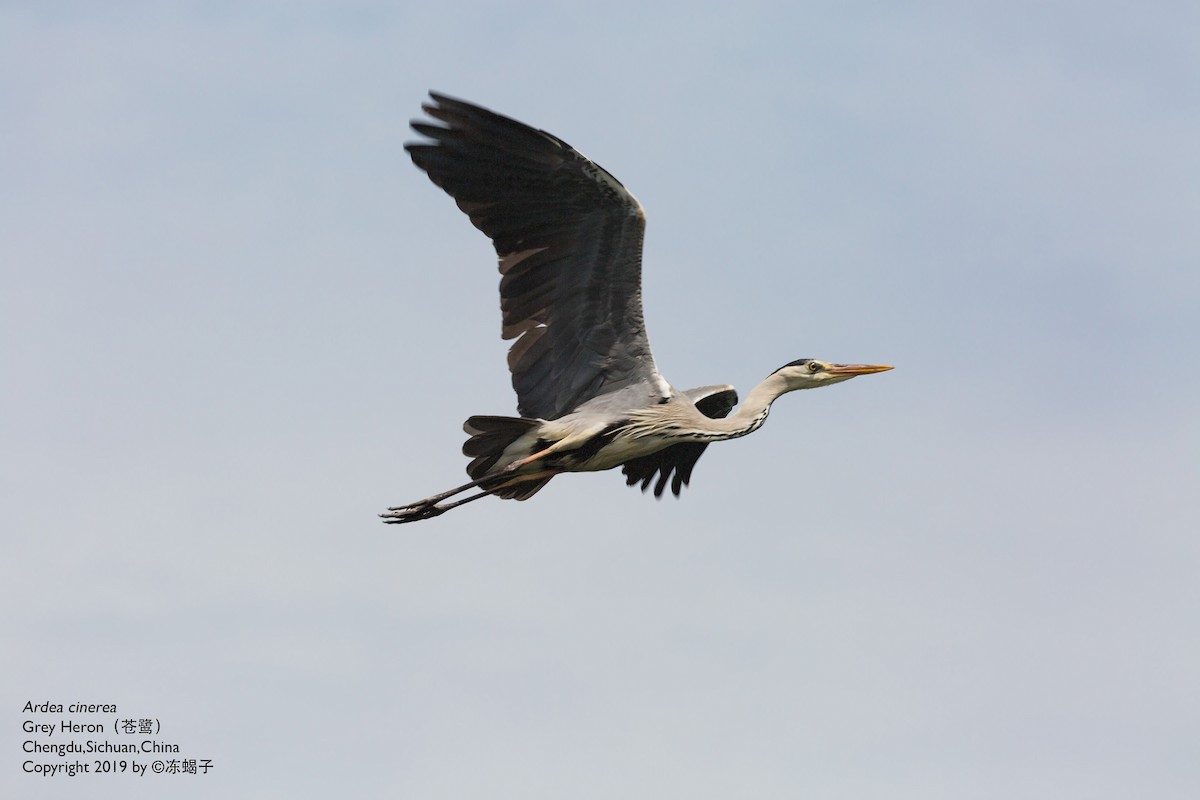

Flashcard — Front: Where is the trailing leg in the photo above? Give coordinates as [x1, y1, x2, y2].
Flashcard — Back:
[381, 414, 573, 524]
[380, 470, 559, 524]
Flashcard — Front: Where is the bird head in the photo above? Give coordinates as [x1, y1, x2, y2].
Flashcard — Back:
[772, 358, 893, 391]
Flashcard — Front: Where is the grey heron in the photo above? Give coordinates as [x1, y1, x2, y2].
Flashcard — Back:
[382, 93, 892, 524]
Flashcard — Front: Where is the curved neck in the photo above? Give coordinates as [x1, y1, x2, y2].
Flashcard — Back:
[699, 373, 792, 440]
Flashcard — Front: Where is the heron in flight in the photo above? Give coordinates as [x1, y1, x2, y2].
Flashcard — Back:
[382, 93, 892, 524]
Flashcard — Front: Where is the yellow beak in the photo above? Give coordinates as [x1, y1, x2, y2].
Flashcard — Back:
[826, 363, 894, 376]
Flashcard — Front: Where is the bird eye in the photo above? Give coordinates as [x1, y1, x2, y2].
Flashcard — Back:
[808, 361, 822, 373]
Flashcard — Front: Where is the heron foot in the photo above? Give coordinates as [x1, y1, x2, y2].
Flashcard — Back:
[385, 499, 434, 512]
[379, 503, 448, 524]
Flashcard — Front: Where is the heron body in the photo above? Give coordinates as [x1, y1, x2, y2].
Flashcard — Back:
[382, 94, 892, 524]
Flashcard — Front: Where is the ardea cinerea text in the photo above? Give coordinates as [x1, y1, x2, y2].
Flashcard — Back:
[382, 93, 892, 524]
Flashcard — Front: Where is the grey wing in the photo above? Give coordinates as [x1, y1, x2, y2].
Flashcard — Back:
[621, 385, 739, 498]
[405, 92, 664, 420]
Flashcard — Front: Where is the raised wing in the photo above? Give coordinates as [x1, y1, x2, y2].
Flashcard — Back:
[621, 385, 739, 498]
[405, 93, 663, 420]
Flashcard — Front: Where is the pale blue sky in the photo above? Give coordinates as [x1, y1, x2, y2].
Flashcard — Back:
[4, 2, 1198, 798]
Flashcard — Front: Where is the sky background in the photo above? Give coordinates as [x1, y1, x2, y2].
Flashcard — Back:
[3, 1, 1198, 797]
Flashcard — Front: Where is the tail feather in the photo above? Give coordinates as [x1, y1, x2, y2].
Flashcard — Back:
[461, 416, 551, 500]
